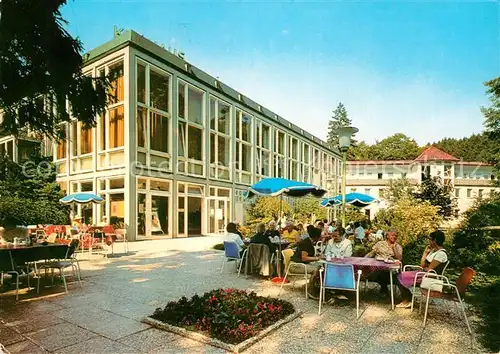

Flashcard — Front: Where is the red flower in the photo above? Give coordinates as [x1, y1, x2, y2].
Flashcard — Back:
[209, 295, 217, 304]
[225, 288, 233, 294]
[268, 304, 275, 312]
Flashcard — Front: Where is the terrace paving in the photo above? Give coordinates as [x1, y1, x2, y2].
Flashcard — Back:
[0, 238, 483, 353]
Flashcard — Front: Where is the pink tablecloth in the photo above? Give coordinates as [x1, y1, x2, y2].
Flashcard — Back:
[397, 270, 422, 288]
[326, 257, 401, 275]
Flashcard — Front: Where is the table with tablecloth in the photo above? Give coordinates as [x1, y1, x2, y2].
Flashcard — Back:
[323, 257, 401, 309]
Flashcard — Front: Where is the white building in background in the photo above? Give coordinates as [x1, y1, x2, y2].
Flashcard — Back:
[44, 30, 341, 240]
[346, 146, 498, 219]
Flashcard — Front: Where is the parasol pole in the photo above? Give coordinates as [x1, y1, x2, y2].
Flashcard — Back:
[271, 193, 286, 283]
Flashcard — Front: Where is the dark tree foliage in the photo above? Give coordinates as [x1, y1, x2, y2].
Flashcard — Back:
[327, 102, 353, 150]
[0, 0, 109, 136]
[481, 77, 500, 185]
[432, 133, 497, 163]
[413, 177, 455, 218]
[0, 154, 69, 227]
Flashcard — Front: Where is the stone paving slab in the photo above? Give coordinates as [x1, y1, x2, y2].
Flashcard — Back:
[0, 239, 483, 354]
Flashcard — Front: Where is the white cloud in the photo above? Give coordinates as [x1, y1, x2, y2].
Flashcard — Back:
[194, 57, 486, 145]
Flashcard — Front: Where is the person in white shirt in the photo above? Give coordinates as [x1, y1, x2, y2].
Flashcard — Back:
[354, 222, 365, 243]
[396, 230, 448, 308]
[224, 222, 246, 256]
[325, 227, 352, 258]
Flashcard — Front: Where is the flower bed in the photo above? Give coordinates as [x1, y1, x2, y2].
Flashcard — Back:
[150, 288, 295, 345]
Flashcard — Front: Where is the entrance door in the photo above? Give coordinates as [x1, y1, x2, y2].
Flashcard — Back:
[208, 198, 229, 235]
[151, 194, 169, 236]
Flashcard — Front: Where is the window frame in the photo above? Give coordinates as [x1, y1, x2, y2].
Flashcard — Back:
[209, 95, 232, 181]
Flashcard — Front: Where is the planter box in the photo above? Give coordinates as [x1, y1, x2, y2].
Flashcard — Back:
[142, 310, 302, 353]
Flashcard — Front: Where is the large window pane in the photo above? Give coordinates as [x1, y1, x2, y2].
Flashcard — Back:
[278, 132, 285, 154]
[210, 98, 216, 130]
[178, 82, 185, 118]
[109, 106, 124, 148]
[137, 107, 146, 148]
[99, 114, 106, 151]
[150, 69, 169, 112]
[241, 114, 251, 142]
[188, 87, 203, 125]
[187, 126, 202, 160]
[71, 121, 77, 156]
[81, 125, 93, 154]
[262, 125, 270, 149]
[210, 133, 216, 164]
[242, 144, 251, 171]
[109, 61, 124, 103]
[218, 102, 230, 134]
[56, 125, 67, 159]
[178, 122, 186, 156]
[262, 151, 270, 175]
[218, 136, 230, 167]
[150, 112, 169, 153]
[137, 63, 146, 104]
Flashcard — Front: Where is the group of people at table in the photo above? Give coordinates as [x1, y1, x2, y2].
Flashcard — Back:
[225, 220, 448, 309]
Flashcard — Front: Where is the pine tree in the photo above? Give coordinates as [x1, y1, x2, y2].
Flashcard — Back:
[327, 102, 352, 149]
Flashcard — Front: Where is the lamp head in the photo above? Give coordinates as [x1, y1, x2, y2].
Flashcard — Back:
[336, 126, 359, 151]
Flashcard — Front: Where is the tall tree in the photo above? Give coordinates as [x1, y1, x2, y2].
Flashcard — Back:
[0, 0, 109, 137]
[481, 77, 500, 185]
[414, 177, 455, 219]
[372, 133, 420, 160]
[327, 102, 352, 149]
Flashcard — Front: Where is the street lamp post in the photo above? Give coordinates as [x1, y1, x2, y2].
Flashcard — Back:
[336, 126, 358, 227]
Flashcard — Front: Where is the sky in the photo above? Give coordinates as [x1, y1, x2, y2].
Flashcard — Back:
[61, 1, 499, 145]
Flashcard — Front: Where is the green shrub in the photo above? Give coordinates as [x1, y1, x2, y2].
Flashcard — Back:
[213, 243, 224, 251]
[469, 281, 500, 352]
[352, 243, 371, 257]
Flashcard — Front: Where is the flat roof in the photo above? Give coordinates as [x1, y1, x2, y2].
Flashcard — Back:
[83, 30, 340, 156]
[348, 160, 492, 166]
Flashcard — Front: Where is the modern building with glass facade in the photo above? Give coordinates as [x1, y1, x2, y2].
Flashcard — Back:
[51, 30, 341, 240]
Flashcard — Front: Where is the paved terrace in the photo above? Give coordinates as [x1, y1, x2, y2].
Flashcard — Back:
[0, 238, 483, 353]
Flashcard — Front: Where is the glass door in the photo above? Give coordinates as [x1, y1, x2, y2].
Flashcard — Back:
[151, 194, 169, 236]
[207, 198, 229, 235]
[137, 193, 146, 237]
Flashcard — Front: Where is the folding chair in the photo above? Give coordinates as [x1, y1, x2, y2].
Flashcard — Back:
[0, 251, 20, 300]
[220, 241, 247, 277]
[319, 263, 362, 318]
[418, 267, 475, 333]
[279, 249, 311, 299]
[314, 241, 324, 257]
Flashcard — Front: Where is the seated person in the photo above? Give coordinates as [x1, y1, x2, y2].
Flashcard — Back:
[224, 222, 246, 257]
[72, 216, 83, 230]
[396, 230, 448, 308]
[0, 226, 4, 245]
[324, 227, 352, 258]
[365, 228, 403, 294]
[98, 216, 109, 227]
[289, 227, 322, 299]
[282, 221, 300, 243]
[250, 222, 272, 244]
[265, 221, 280, 240]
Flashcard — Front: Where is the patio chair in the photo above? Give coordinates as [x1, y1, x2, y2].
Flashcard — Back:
[220, 241, 247, 277]
[279, 249, 311, 299]
[114, 228, 129, 254]
[0, 251, 20, 300]
[399, 260, 450, 311]
[319, 263, 362, 318]
[417, 267, 475, 333]
[36, 239, 82, 294]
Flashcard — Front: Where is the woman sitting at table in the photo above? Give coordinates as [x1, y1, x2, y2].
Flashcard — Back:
[324, 227, 352, 258]
[396, 230, 448, 308]
[365, 228, 403, 295]
[224, 222, 246, 257]
[289, 227, 322, 299]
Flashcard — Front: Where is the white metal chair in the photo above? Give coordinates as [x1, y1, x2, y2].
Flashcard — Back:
[279, 249, 311, 299]
[35, 239, 82, 294]
[220, 241, 247, 277]
[417, 268, 475, 333]
[319, 263, 362, 318]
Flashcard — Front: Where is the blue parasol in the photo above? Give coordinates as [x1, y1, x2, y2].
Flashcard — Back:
[246, 178, 327, 199]
[321, 192, 377, 208]
[60, 193, 104, 205]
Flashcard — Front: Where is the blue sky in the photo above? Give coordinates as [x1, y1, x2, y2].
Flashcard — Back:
[62, 1, 499, 145]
